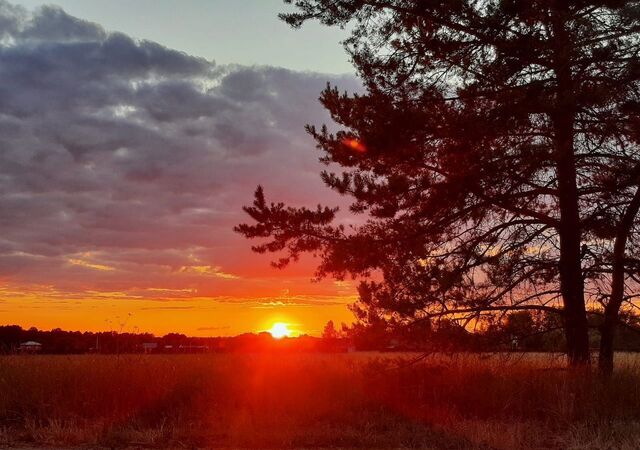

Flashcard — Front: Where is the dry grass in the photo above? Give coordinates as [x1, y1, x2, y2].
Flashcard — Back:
[0, 352, 639, 449]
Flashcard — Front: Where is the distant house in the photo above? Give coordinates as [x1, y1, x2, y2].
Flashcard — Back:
[141, 342, 158, 353]
[19, 341, 42, 353]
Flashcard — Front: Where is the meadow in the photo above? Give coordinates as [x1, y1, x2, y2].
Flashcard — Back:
[1, 353, 640, 449]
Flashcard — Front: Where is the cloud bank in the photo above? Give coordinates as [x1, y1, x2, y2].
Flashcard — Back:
[0, 1, 360, 303]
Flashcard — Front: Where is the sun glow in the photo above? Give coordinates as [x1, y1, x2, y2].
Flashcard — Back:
[268, 322, 291, 339]
[342, 137, 366, 153]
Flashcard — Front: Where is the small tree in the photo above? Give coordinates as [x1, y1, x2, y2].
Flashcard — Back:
[237, 0, 640, 370]
[322, 320, 341, 340]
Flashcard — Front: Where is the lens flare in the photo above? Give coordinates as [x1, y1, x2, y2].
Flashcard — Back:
[342, 137, 366, 153]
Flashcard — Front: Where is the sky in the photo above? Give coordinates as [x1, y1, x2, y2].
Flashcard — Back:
[13, 0, 354, 73]
[0, 0, 360, 336]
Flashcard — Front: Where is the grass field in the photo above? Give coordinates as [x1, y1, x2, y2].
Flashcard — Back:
[1, 352, 640, 449]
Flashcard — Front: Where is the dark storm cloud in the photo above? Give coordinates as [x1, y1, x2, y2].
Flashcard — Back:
[0, 1, 360, 294]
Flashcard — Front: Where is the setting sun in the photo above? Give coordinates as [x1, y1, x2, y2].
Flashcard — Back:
[268, 322, 291, 339]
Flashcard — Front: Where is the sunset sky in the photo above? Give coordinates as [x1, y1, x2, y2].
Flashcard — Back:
[0, 0, 360, 336]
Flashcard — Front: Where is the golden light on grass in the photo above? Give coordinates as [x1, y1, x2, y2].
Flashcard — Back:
[268, 322, 291, 339]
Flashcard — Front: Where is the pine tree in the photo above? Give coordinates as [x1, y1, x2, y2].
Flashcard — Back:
[322, 320, 340, 340]
[237, 0, 640, 370]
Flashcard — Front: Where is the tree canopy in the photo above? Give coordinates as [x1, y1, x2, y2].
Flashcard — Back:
[236, 0, 640, 371]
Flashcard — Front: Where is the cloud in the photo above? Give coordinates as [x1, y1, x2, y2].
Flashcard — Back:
[0, 1, 360, 303]
[178, 265, 240, 280]
[139, 306, 195, 311]
[67, 258, 115, 272]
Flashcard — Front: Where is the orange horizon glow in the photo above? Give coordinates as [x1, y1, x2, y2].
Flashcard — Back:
[0, 281, 356, 337]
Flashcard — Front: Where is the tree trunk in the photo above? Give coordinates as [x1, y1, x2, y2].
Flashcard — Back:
[551, 5, 590, 366]
[599, 250, 624, 375]
[558, 226, 590, 366]
[556, 150, 590, 366]
[555, 140, 590, 365]
[598, 186, 640, 376]
[598, 313, 615, 376]
[555, 124, 590, 366]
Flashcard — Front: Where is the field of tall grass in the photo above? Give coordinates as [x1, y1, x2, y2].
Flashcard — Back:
[1, 352, 640, 449]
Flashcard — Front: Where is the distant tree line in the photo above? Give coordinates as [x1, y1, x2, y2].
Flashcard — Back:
[4, 309, 640, 355]
[0, 326, 327, 354]
[323, 309, 640, 353]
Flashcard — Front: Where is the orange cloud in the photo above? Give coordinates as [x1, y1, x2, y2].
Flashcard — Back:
[67, 258, 116, 272]
[178, 265, 240, 279]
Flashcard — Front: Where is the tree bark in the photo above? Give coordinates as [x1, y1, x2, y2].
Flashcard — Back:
[555, 129, 590, 366]
[551, 5, 590, 366]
